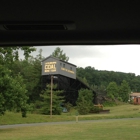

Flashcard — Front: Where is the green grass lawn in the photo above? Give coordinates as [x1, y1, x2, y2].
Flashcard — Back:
[1, 104, 140, 140]
[0, 119, 140, 140]
[0, 104, 140, 125]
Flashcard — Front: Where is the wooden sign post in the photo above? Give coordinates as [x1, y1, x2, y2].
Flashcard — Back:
[50, 75, 53, 118]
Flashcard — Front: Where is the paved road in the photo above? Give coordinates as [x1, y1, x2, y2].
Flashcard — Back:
[0, 118, 140, 129]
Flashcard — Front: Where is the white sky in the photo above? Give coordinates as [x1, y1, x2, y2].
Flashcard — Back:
[29, 45, 140, 76]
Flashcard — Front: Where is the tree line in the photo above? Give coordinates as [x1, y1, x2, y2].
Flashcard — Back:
[77, 66, 140, 93]
[77, 66, 140, 105]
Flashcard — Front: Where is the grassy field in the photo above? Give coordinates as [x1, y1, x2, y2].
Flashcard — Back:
[1, 104, 140, 140]
[0, 104, 140, 125]
[0, 119, 140, 140]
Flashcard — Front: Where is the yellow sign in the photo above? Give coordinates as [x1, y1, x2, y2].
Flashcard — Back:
[61, 67, 74, 74]
[44, 62, 56, 72]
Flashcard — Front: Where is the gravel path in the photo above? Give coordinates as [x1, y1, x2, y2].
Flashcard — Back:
[0, 118, 140, 129]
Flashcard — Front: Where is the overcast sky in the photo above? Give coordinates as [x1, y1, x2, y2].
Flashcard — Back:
[29, 45, 140, 76]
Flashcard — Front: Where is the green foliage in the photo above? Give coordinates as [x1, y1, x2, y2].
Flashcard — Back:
[90, 106, 103, 113]
[76, 100, 90, 115]
[76, 89, 93, 115]
[76, 66, 140, 94]
[51, 47, 69, 62]
[92, 85, 107, 96]
[103, 101, 117, 107]
[0, 65, 28, 116]
[130, 77, 140, 92]
[0, 47, 43, 116]
[117, 96, 123, 102]
[0, 93, 5, 115]
[107, 82, 119, 99]
[77, 76, 90, 88]
[40, 84, 64, 115]
[9, 49, 43, 103]
[0, 46, 36, 63]
[21, 46, 36, 60]
[2, 45, 140, 117]
[64, 102, 73, 112]
[119, 80, 131, 102]
[21, 106, 27, 117]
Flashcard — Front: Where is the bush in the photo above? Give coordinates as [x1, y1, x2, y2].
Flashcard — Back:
[77, 101, 90, 115]
[117, 97, 123, 102]
[76, 89, 94, 115]
[89, 105, 103, 113]
[26, 103, 35, 113]
[90, 106, 102, 113]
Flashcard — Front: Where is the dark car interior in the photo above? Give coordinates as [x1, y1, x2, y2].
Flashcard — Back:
[0, 1, 140, 46]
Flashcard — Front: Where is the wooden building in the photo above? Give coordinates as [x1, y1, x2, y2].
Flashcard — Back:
[42, 56, 76, 79]
[130, 93, 140, 105]
[41, 56, 96, 105]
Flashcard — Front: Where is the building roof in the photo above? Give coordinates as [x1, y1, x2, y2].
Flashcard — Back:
[42, 55, 77, 67]
[130, 93, 140, 97]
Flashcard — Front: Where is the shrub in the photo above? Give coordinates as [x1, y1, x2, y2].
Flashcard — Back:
[90, 105, 103, 113]
[77, 100, 91, 115]
[103, 101, 117, 107]
[76, 89, 94, 115]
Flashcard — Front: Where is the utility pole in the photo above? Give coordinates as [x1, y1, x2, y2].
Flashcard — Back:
[50, 75, 53, 118]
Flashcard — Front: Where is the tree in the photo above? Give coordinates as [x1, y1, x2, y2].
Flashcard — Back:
[51, 47, 69, 62]
[21, 46, 36, 60]
[107, 82, 119, 99]
[20, 50, 43, 103]
[78, 77, 89, 87]
[40, 84, 64, 115]
[119, 80, 131, 102]
[83, 77, 90, 86]
[0, 46, 35, 76]
[0, 46, 36, 117]
[76, 66, 139, 91]
[6, 49, 44, 104]
[92, 85, 106, 96]
[0, 65, 28, 116]
[130, 78, 140, 92]
[76, 89, 93, 115]
[0, 46, 36, 64]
